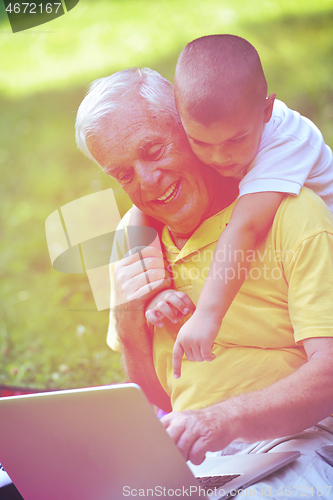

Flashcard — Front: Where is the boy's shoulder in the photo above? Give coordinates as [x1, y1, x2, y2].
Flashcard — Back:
[261, 99, 324, 151]
[269, 99, 290, 122]
[260, 99, 290, 145]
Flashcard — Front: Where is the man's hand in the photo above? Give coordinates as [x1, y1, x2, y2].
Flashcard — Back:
[114, 246, 171, 310]
[164, 338, 333, 463]
[172, 310, 220, 378]
[161, 405, 237, 465]
[114, 245, 172, 349]
[113, 245, 172, 411]
[145, 290, 196, 328]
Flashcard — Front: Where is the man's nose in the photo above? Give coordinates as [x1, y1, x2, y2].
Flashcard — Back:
[135, 161, 162, 190]
[210, 145, 231, 165]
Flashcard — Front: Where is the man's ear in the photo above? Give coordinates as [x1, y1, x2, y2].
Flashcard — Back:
[263, 93, 276, 123]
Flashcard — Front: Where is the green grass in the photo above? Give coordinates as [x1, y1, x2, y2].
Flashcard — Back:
[0, 0, 333, 389]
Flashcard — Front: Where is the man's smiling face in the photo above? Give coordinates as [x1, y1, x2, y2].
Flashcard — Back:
[87, 97, 216, 236]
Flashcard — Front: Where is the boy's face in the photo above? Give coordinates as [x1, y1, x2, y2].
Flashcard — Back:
[180, 94, 275, 177]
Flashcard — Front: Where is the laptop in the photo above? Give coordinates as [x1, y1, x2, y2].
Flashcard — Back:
[0, 384, 299, 499]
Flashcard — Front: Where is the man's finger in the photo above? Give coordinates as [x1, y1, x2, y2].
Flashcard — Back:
[125, 277, 171, 304]
[166, 413, 206, 463]
[187, 436, 210, 465]
[130, 269, 169, 297]
[122, 245, 163, 264]
[160, 413, 188, 446]
[115, 256, 167, 288]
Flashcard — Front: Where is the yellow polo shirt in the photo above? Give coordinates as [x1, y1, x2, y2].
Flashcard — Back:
[108, 188, 333, 411]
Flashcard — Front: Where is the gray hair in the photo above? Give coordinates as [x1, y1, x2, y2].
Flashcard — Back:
[75, 67, 181, 162]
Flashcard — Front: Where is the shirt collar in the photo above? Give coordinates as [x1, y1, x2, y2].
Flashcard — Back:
[161, 201, 237, 263]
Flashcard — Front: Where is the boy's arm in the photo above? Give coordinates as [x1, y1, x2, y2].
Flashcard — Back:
[196, 191, 286, 320]
[172, 192, 285, 377]
[129, 205, 164, 236]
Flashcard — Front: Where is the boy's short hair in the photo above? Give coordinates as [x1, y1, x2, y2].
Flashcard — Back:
[174, 34, 268, 126]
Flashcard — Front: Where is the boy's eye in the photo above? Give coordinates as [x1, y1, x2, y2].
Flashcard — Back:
[230, 136, 245, 144]
[190, 138, 208, 148]
[146, 144, 165, 160]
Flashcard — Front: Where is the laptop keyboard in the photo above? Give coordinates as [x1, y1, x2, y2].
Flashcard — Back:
[197, 474, 241, 491]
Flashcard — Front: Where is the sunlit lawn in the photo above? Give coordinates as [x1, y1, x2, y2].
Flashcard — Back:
[0, 0, 332, 389]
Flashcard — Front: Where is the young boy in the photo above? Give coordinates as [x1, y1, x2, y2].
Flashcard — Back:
[131, 34, 333, 378]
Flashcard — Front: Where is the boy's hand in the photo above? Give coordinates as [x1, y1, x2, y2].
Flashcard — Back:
[145, 290, 195, 328]
[173, 311, 220, 379]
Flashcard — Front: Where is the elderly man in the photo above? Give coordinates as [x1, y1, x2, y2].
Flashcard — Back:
[75, 68, 333, 496]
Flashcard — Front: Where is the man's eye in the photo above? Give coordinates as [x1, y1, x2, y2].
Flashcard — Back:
[146, 145, 164, 160]
[119, 171, 133, 183]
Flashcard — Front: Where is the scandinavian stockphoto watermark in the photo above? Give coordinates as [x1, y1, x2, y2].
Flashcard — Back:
[2, 0, 79, 32]
[167, 245, 296, 284]
[45, 189, 295, 311]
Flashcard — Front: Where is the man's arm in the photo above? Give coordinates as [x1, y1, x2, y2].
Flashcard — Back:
[162, 336, 333, 464]
[113, 246, 172, 412]
[116, 307, 172, 412]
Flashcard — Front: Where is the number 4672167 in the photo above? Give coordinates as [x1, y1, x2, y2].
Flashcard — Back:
[5, 3, 62, 14]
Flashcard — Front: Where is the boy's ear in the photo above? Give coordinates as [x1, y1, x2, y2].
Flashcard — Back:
[263, 94, 276, 123]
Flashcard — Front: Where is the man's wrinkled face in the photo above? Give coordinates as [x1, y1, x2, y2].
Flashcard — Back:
[87, 98, 215, 236]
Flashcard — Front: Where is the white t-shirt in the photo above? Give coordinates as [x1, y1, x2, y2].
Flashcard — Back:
[239, 99, 333, 211]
